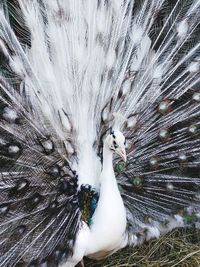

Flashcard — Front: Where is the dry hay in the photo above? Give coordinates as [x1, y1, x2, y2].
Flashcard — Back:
[85, 227, 200, 267]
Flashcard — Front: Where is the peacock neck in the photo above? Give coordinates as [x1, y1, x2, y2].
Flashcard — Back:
[86, 143, 127, 255]
[99, 145, 119, 192]
[102, 146, 114, 173]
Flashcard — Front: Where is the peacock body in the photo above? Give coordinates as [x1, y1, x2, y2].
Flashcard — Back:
[0, 0, 200, 266]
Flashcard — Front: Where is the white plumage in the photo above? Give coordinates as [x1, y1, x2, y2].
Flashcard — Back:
[62, 132, 127, 266]
[0, 0, 200, 266]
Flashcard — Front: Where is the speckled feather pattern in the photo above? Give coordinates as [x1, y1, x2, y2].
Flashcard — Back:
[0, 0, 200, 266]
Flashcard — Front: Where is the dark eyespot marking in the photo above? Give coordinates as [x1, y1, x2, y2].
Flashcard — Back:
[13, 225, 26, 237]
[48, 165, 61, 179]
[39, 137, 54, 155]
[9, 179, 29, 197]
[7, 143, 22, 157]
[58, 178, 77, 196]
[48, 200, 59, 213]
[112, 134, 116, 139]
[26, 193, 43, 210]
[0, 203, 9, 215]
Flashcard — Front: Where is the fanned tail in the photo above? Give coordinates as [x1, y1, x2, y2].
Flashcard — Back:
[108, 0, 200, 243]
[0, 0, 200, 264]
[0, 4, 82, 264]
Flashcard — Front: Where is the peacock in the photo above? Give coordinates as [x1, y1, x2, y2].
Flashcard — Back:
[0, 0, 200, 266]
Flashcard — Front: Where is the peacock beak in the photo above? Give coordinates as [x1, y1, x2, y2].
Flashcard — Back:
[116, 147, 127, 162]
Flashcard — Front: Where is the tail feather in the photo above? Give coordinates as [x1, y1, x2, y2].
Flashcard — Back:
[0, 67, 80, 266]
[0, 0, 200, 264]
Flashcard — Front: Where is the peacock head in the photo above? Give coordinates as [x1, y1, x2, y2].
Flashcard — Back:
[105, 129, 127, 162]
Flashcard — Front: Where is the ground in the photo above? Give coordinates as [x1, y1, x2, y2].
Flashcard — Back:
[85, 227, 200, 267]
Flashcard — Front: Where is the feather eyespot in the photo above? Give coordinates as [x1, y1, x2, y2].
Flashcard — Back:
[0, 203, 9, 215]
[26, 193, 43, 210]
[13, 225, 26, 237]
[9, 179, 29, 197]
